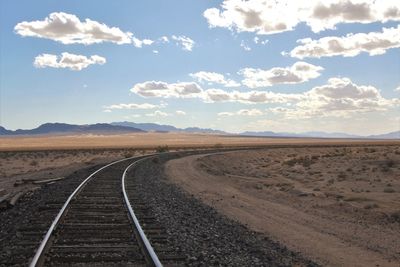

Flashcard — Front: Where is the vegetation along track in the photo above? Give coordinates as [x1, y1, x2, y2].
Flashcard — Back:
[29, 155, 183, 267]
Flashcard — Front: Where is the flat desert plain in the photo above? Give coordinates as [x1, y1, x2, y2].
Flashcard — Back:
[0, 132, 390, 151]
[166, 144, 400, 267]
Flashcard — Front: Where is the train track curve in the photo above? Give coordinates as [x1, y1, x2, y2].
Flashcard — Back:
[29, 155, 179, 267]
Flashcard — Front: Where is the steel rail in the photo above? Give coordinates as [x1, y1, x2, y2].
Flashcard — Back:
[29, 155, 151, 267]
[122, 157, 163, 267]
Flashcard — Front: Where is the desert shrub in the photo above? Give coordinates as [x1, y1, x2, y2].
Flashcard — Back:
[124, 152, 134, 158]
[156, 145, 169, 153]
[284, 158, 297, 167]
[364, 203, 379, 209]
[390, 211, 400, 223]
[29, 160, 38, 166]
[214, 143, 223, 149]
[383, 187, 395, 193]
[386, 160, 395, 168]
[337, 172, 347, 181]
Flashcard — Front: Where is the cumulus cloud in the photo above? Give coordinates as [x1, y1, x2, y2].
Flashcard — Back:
[104, 103, 159, 110]
[159, 36, 169, 43]
[395, 85, 400, 92]
[238, 109, 263, 116]
[190, 71, 240, 87]
[204, 0, 400, 35]
[176, 110, 186, 115]
[171, 35, 195, 51]
[254, 37, 268, 45]
[240, 62, 323, 88]
[131, 78, 399, 119]
[146, 110, 168, 117]
[218, 112, 235, 117]
[240, 40, 251, 51]
[34, 52, 106, 71]
[289, 25, 400, 58]
[15, 12, 134, 45]
[218, 109, 263, 116]
[270, 77, 399, 118]
[131, 81, 203, 98]
[132, 37, 154, 48]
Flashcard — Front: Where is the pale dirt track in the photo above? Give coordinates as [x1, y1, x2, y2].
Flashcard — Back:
[165, 147, 400, 267]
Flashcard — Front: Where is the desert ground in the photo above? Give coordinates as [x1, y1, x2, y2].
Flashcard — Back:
[1, 133, 399, 265]
[0, 133, 393, 200]
[0, 132, 388, 151]
[166, 145, 400, 267]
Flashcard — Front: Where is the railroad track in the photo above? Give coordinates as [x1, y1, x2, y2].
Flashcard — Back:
[27, 155, 183, 267]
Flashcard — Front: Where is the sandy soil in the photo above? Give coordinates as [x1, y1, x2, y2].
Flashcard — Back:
[166, 146, 400, 267]
[0, 132, 392, 151]
[0, 148, 144, 199]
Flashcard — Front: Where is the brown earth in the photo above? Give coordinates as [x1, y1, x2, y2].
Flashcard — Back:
[0, 148, 146, 200]
[165, 145, 400, 267]
[0, 132, 393, 151]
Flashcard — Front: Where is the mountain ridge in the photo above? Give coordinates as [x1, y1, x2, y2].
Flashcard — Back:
[0, 123, 144, 135]
[0, 122, 398, 139]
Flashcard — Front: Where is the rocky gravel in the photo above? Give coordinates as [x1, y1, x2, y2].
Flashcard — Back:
[0, 164, 102, 266]
[127, 152, 317, 266]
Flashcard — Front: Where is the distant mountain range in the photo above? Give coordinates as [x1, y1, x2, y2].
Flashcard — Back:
[0, 122, 398, 139]
[0, 123, 144, 135]
[241, 130, 399, 139]
[111, 121, 227, 134]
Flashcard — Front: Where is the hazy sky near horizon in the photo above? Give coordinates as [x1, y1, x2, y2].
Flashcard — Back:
[0, 0, 399, 135]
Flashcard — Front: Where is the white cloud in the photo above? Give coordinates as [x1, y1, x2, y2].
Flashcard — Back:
[159, 36, 169, 43]
[146, 110, 168, 117]
[132, 37, 154, 48]
[254, 36, 268, 45]
[172, 35, 195, 51]
[176, 110, 186, 115]
[218, 108, 263, 116]
[395, 85, 400, 92]
[269, 77, 399, 118]
[190, 71, 241, 87]
[218, 111, 235, 117]
[131, 81, 203, 98]
[204, 0, 400, 35]
[237, 109, 263, 116]
[131, 78, 399, 119]
[104, 103, 159, 110]
[15, 12, 134, 45]
[239, 62, 323, 88]
[240, 40, 251, 51]
[153, 50, 159, 54]
[34, 52, 106, 71]
[289, 25, 400, 58]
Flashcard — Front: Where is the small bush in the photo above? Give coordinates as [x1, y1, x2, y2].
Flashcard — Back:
[390, 211, 400, 223]
[386, 160, 395, 168]
[383, 187, 395, 193]
[214, 143, 223, 149]
[30, 160, 38, 166]
[156, 145, 169, 153]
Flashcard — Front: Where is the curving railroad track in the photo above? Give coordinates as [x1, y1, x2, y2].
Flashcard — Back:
[28, 155, 183, 267]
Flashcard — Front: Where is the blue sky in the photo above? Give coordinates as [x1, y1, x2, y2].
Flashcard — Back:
[1, 0, 399, 135]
